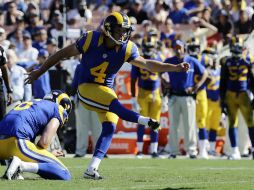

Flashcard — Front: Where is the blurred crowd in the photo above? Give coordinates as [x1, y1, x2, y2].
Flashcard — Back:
[0, 0, 253, 159]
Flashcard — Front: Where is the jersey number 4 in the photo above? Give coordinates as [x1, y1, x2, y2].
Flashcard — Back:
[90, 62, 109, 83]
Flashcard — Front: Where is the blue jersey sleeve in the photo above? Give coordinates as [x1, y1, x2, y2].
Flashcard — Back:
[75, 31, 93, 54]
[125, 41, 140, 63]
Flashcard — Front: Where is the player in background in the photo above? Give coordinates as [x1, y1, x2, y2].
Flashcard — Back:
[203, 48, 222, 156]
[164, 40, 207, 159]
[25, 12, 189, 179]
[131, 33, 164, 158]
[0, 90, 71, 180]
[220, 36, 254, 160]
[186, 37, 210, 159]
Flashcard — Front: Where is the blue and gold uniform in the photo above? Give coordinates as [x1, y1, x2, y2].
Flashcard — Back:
[0, 99, 70, 180]
[221, 57, 253, 127]
[195, 54, 210, 130]
[220, 55, 254, 157]
[220, 36, 254, 159]
[132, 54, 164, 117]
[130, 33, 164, 157]
[131, 54, 163, 155]
[206, 67, 221, 151]
[76, 30, 139, 124]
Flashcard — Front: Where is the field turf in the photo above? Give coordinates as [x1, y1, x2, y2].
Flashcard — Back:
[0, 156, 254, 190]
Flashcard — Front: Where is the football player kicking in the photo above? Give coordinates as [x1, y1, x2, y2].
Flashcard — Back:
[0, 90, 72, 180]
[25, 12, 189, 180]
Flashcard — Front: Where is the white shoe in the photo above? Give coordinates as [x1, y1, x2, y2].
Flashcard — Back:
[228, 149, 241, 160]
[84, 168, 103, 180]
[136, 151, 143, 159]
[199, 151, 209, 159]
[3, 156, 23, 180]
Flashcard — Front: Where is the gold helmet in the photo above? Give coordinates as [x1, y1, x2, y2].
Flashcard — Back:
[103, 12, 132, 45]
[43, 90, 72, 115]
[229, 36, 243, 56]
[186, 37, 200, 56]
[141, 35, 157, 58]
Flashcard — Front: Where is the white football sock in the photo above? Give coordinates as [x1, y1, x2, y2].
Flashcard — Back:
[137, 142, 143, 152]
[88, 157, 101, 171]
[198, 140, 206, 152]
[138, 116, 150, 126]
[150, 142, 158, 153]
[209, 142, 216, 152]
[20, 161, 39, 173]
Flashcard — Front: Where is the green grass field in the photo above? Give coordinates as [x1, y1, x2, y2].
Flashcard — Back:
[0, 157, 254, 190]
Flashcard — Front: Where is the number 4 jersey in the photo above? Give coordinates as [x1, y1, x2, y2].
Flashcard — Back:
[75, 31, 140, 88]
[0, 99, 68, 141]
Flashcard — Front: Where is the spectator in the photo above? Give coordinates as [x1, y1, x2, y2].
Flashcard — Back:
[94, 0, 110, 15]
[67, 9, 82, 28]
[30, 49, 51, 99]
[210, 0, 223, 25]
[6, 49, 32, 112]
[184, 0, 208, 16]
[160, 18, 177, 47]
[201, 7, 212, 23]
[148, 0, 168, 27]
[143, 0, 157, 14]
[32, 27, 48, 51]
[46, 38, 58, 56]
[140, 20, 153, 36]
[127, 0, 149, 24]
[47, 12, 64, 48]
[24, 2, 40, 24]
[7, 15, 25, 41]
[48, 0, 62, 22]
[25, 11, 43, 38]
[168, 0, 190, 24]
[16, 31, 38, 69]
[0, 27, 10, 50]
[215, 9, 233, 42]
[160, 18, 177, 57]
[8, 28, 23, 52]
[4, 1, 24, 26]
[186, 16, 218, 50]
[78, 1, 93, 25]
[235, 9, 253, 34]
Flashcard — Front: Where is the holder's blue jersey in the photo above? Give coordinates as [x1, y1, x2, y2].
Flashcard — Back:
[131, 54, 163, 91]
[0, 99, 67, 141]
[75, 31, 140, 89]
[206, 67, 221, 101]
